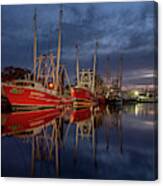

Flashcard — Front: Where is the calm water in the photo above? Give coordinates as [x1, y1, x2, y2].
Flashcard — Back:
[1, 103, 157, 180]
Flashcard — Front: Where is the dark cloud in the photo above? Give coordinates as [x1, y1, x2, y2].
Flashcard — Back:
[1, 1, 157, 85]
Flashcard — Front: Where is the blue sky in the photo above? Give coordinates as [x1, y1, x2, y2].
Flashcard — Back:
[1, 1, 157, 86]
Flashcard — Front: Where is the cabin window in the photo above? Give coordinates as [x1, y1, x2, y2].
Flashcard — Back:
[15, 82, 35, 87]
[16, 82, 24, 86]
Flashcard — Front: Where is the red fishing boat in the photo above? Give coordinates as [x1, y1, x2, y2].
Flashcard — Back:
[2, 9, 73, 110]
[2, 108, 62, 136]
[71, 43, 98, 107]
[71, 87, 97, 107]
[2, 80, 62, 110]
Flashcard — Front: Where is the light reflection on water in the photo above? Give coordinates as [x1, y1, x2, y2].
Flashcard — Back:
[1, 103, 157, 180]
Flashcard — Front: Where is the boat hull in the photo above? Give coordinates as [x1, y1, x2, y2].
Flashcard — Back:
[71, 87, 97, 107]
[3, 84, 62, 109]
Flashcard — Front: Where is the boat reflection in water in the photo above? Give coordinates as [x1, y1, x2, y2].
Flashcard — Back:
[2, 108, 63, 136]
[1, 103, 156, 179]
[2, 108, 65, 177]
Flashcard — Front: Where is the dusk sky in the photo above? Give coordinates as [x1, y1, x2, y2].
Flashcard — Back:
[1, 1, 157, 86]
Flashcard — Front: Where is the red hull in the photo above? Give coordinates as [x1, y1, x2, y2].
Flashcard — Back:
[3, 84, 62, 108]
[71, 87, 97, 104]
[2, 108, 62, 135]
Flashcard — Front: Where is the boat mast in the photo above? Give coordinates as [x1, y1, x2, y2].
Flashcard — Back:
[76, 43, 80, 86]
[56, 8, 63, 90]
[37, 32, 42, 81]
[33, 8, 37, 82]
[92, 41, 98, 93]
[119, 55, 123, 90]
[49, 27, 55, 85]
[106, 56, 111, 85]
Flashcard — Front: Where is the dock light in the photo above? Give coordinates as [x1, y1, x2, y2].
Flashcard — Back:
[48, 83, 54, 89]
[134, 90, 139, 97]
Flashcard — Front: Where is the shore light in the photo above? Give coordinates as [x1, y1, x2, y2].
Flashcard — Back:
[134, 90, 139, 97]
